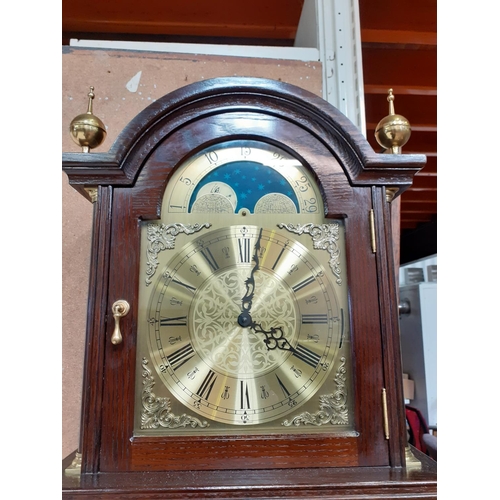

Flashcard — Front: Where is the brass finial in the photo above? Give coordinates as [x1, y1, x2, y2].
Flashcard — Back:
[375, 89, 411, 155]
[387, 88, 396, 115]
[86, 86, 95, 113]
[69, 87, 107, 153]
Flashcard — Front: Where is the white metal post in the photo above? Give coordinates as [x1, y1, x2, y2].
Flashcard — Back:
[295, 0, 366, 136]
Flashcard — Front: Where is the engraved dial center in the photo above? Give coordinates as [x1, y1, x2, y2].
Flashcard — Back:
[190, 267, 299, 379]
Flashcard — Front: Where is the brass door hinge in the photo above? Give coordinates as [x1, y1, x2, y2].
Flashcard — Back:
[369, 209, 377, 253]
[382, 388, 389, 440]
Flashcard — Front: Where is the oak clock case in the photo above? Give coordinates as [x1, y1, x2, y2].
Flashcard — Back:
[135, 140, 354, 435]
[63, 78, 433, 486]
[91, 108, 391, 472]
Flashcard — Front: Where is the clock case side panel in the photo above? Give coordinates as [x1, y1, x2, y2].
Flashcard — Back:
[371, 186, 408, 467]
[77, 186, 114, 474]
[340, 188, 392, 467]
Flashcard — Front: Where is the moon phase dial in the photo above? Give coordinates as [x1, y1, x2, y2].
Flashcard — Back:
[164, 140, 322, 216]
[147, 226, 341, 425]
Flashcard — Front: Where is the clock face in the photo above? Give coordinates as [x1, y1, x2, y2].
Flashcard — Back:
[135, 140, 353, 434]
[146, 225, 341, 425]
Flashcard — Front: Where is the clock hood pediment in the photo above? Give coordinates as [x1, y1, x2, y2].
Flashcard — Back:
[63, 77, 425, 203]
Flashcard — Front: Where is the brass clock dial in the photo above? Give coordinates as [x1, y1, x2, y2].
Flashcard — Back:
[135, 139, 353, 435]
[146, 225, 341, 425]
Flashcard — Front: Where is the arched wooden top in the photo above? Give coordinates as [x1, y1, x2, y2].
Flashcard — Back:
[63, 77, 425, 201]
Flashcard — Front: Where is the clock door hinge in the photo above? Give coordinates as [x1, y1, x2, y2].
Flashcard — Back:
[369, 209, 377, 253]
[382, 388, 390, 440]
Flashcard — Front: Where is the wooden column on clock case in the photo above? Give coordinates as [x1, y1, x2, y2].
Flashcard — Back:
[63, 77, 436, 497]
[78, 185, 113, 474]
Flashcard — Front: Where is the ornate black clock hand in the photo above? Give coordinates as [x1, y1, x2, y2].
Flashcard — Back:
[238, 228, 263, 328]
[239, 228, 296, 355]
[249, 321, 296, 354]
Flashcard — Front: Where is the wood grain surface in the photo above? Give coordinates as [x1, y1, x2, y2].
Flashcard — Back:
[63, 77, 434, 498]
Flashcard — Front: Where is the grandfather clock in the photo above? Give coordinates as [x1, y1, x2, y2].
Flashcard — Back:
[62, 77, 437, 498]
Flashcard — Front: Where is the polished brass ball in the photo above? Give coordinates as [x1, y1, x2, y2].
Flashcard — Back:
[375, 114, 411, 151]
[70, 112, 107, 151]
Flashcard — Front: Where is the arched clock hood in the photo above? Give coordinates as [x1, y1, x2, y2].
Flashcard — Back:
[63, 77, 425, 205]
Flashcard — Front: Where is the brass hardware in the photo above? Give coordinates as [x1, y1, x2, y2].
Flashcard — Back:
[374, 89, 411, 155]
[64, 451, 82, 476]
[84, 187, 98, 203]
[385, 187, 399, 203]
[278, 222, 343, 285]
[111, 300, 130, 345]
[369, 210, 377, 253]
[382, 388, 389, 440]
[283, 357, 349, 427]
[145, 222, 211, 286]
[69, 86, 107, 153]
[141, 358, 209, 429]
[405, 445, 423, 470]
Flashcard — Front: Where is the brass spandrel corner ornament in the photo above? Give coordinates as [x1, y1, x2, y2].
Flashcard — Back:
[282, 357, 349, 427]
[278, 222, 342, 285]
[69, 86, 107, 153]
[145, 222, 211, 285]
[141, 358, 209, 430]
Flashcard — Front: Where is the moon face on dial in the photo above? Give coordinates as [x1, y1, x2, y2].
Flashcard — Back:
[147, 225, 341, 425]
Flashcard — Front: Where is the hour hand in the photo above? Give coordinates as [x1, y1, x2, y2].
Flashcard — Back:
[249, 321, 295, 353]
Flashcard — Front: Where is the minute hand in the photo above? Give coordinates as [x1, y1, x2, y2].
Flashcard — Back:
[241, 228, 263, 315]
